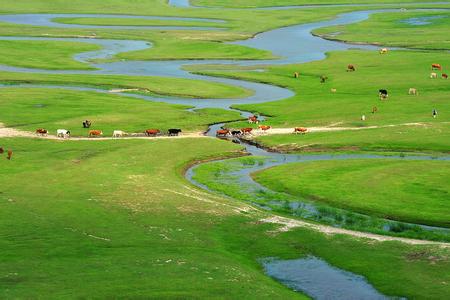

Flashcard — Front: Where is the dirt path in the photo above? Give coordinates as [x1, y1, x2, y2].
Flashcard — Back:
[261, 216, 449, 247]
[248, 122, 426, 137]
[0, 123, 207, 140]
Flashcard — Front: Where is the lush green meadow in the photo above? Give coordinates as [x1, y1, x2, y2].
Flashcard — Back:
[0, 138, 448, 298]
[0, 88, 243, 135]
[315, 10, 450, 49]
[252, 159, 450, 227]
[0, 0, 449, 298]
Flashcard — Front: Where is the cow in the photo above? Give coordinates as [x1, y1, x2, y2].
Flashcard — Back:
[7, 149, 12, 160]
[35, 128, 48, 136]
[379, 89, 388, 100]
[231, 130, 242, 136]
[145, 129, 160, 136]
[331, 88, 337, 93]
[258, 125, 271, 133]
[57, 129, 70, 138]
[294, 127, 307, 134]
[88, 130, 103, 137]
[431, 63, 442, 70]
[82, 120, 92, 128]
[442, 73, 448, 79]
[248, 115, 259, 124]
[294, 72, 299, 78]
[372, 106, 378, 114]
[430, 72, 437, 79]
[320, 75, 328, 83]
[347, 64, 356, 72]
[216, 129, 230, 137]
[0, 147, 4, 154]
[240, 128, 253, 135]
[379, 48, 388, 54]
[168, 129, 182, 136]
[112, 130, 127, 138]
[408, 88, 418, 96]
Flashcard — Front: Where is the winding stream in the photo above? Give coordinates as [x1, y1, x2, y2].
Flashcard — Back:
[1, 4, 449, 298]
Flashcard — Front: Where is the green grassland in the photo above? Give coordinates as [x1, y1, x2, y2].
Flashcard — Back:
[0, 137, 448, 298]
[0, 71, 252, 99]
[314, 11, 450, 50]
[255, 123, 450, 153]
[192, 0, 447, 8]
[0, 40, 100, 70]
[0, 88, 243, 135]
[252, 159, 450, 227]
[53, 17, 230, 28]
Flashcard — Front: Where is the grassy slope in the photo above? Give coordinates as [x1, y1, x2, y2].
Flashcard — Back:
[252, 159, 450, 227]
[314, 11, 450, 50]
[192, 0, 447, 8]
[0, 71, 252, 99]
[53, 17, 229, 28]
[0, 137, 448, 299]
[0, 40, 99, 70]
[0, 88, 243, 134]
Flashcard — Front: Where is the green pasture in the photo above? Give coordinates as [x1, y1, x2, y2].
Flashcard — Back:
[314, 10, 450, 50]
[0, 40, 99, 70]
[252, 159, 450, 227]
[0, 87, 244, 135]
[0, 137, 448, 299]
[0, 71, 251, 99]
[192, 0, 447, 8]
[255, 123, 450, 153]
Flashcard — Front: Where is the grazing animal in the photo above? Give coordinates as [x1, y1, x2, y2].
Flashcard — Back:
[361, 115, 366, 121]
[442, 73, 448, 79]
[379, 48, 388, 54]
[408, 88, 418, 96]
[294, 72, 299, 78]
[82, 120, 92, 128]
[216, 129, 230, 137]
[112, 130, 127, 138]
[372, 106, 378, 114]
[7, 149, 12, 160]
[379, 89, 389, 100]
[430, 72, 437, 79]
[431, 63, 442, 70]
[231, 130, 242, 136]
[347, 64, 356, 72]
[248, 115, 259, 124]
[35, 128, 48, 136]
[57, 129, 70, 138]
[258, 125, 272, 132]
[240, 128, 253, 135]
[320, 75, 328, 83]
[294, 127, 307, 134]
[0, 147, 4, 154]
[145, 129, 160, 136]
[168, 129, 182, 136]
[331, 88, 337, 93]
[88, 130, 103, 137]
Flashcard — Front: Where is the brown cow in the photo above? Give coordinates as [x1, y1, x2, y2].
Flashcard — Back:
[145, 129, 160, 136]
[7, 149, 12, 160]
[0, 147, 4, 154]
[216, 129, 230, 137]
[442, 73, 448, 79]
[320, 75, 328, 83]
[294, 127, 307, 134]
[258, 125, 271, 133]
[240, 128, 253, 135]
[347, 64, 356, 72]
[248, 116, 259, 124]
[35, 128, 48, 136]
[431, 63, 442, 70]
[88, 130, 103, 137]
